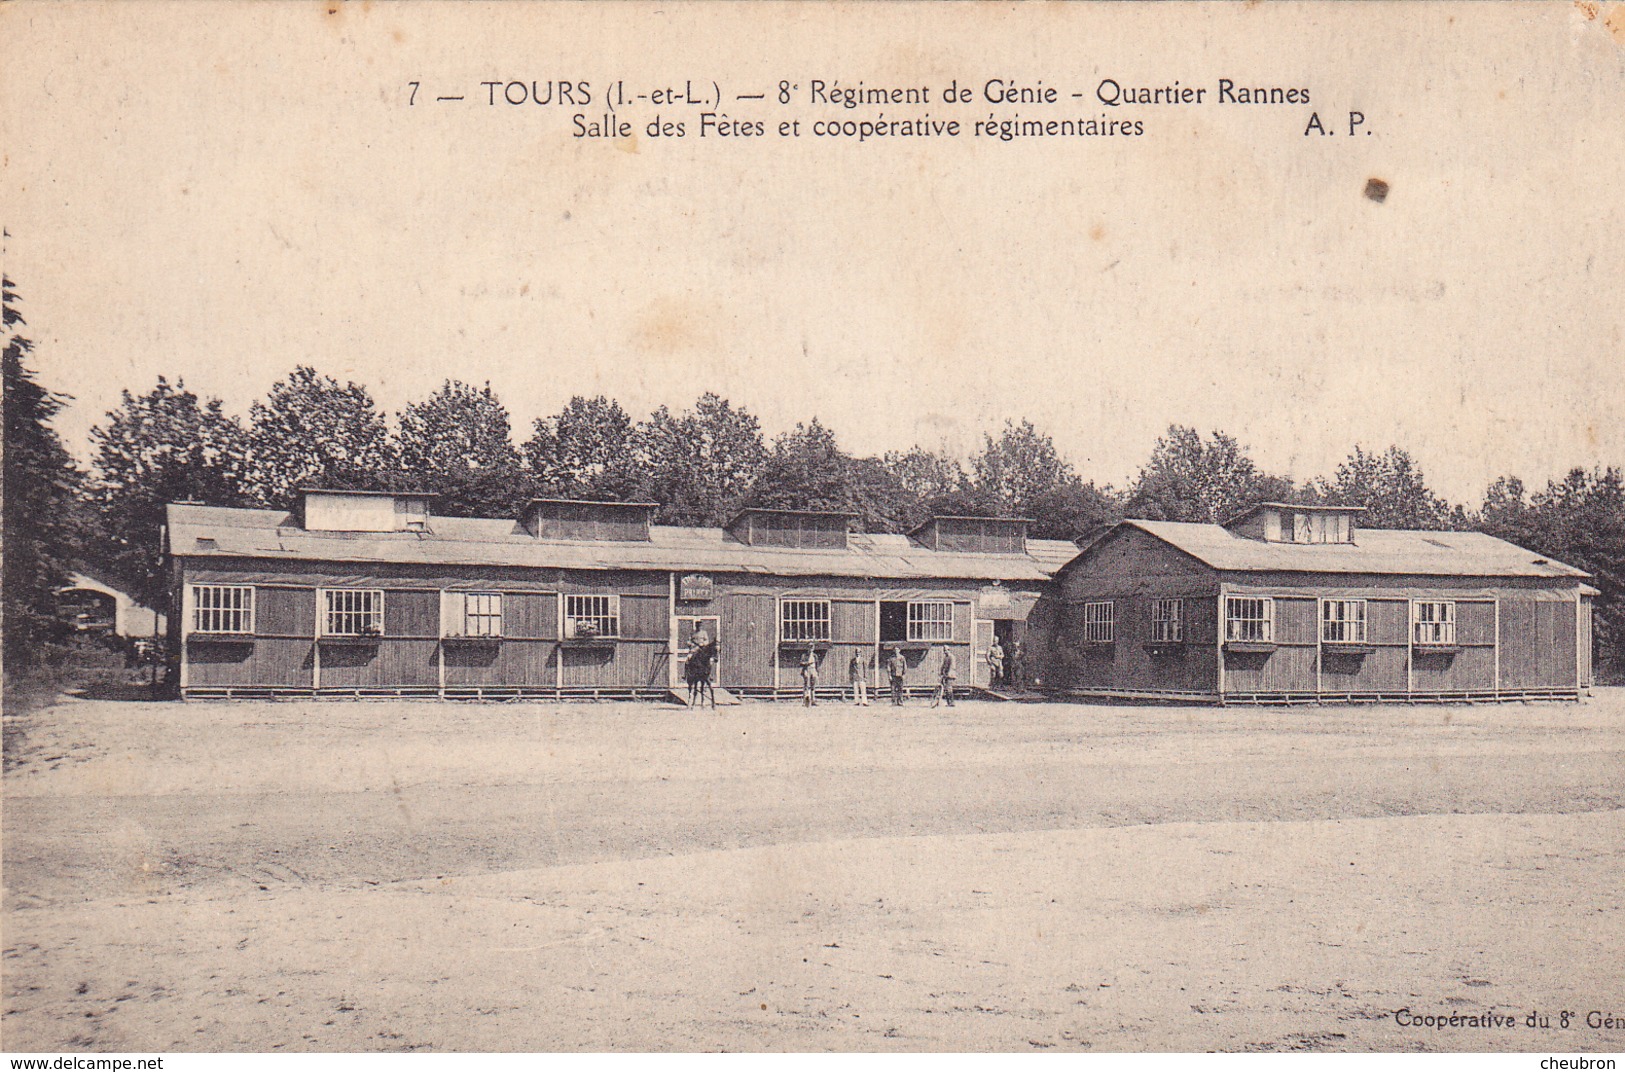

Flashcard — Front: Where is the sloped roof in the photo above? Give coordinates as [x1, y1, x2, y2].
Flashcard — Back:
[1106, 519, 1588, 579]
[166, 504, 1081, 582]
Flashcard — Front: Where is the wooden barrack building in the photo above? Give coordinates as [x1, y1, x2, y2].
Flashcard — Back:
[166, 492, 1594, 704]
[1052, 503, 1595, 703]
[166, 491, 1076, 700]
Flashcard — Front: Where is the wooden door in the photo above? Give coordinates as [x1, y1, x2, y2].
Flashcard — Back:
[973, 619, 995, 687]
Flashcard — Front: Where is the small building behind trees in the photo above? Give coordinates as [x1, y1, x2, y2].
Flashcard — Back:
[57, 571, 166, 638]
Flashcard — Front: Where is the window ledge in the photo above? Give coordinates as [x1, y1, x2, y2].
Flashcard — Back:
[561, 635, 618, 646]
[444, 634, 504, 643]
[189, 632, 255, 643]
[320, 634, 384, 644]
[779, 639, 833, 649]
[1224, 641, 1277, 654]
[1413, 644, 1461, 654]
[1322, 642, 1375, 655]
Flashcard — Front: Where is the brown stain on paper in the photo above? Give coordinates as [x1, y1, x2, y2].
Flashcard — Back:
[632, 296, 722, 355]
[1576, 0, 1625, 43]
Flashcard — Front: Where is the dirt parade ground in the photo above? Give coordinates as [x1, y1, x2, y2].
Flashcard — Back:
[3, 692, 1623, 1052]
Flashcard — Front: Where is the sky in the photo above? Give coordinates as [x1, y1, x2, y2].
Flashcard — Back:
[3, 1, 1622, 506]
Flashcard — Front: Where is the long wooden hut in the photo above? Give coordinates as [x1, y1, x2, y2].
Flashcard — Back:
[1049, 503, 1595, 703]
[165, 490, 1075, 699]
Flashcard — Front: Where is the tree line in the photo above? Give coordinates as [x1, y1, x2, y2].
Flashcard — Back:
[5, 279, 1622, 682]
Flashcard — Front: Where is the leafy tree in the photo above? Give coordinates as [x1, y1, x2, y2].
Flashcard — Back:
[1316, 445, 1463, 530]
[628, 393, 767, 525]
[1124, 425, 1294, 523]
[742, 419, 926, 534]
[88, 378, 250, 606]
[972, 419, 1076, 516]
[1023, 479, 1121, 541]
[970, 419, 1121, 538]
[844, 455, 925, 535]
[882, 446, 978, 527]
[524, 395, 637, 500]
[245, 366, 395, 506]
[394, 380, 527, 516]
[884, 446, 970, 503]
[2, 276, 85, 670]
[747, 419, 854, 513]
[1480, 467, 1625, 682]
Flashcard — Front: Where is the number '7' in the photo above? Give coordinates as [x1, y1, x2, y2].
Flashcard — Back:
[408, 81, 419, 106]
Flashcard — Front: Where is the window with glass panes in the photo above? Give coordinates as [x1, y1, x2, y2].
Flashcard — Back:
[564, 594, 618, 638]
[1226, 597, 1273, 642]
[1082, 601, 1114, 643]
[907, 600, 953, 642]
[461, 592, 503, 637]
[1151, 598, 1184, 642]
[324, 589, 383, 636]
[1321, 599, 1367, 643]
[192, 584, 254, 634]
[1412, 600, 1456, 645]
[779, 599, 831, 642]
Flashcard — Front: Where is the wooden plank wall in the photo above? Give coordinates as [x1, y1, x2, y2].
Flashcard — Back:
[1216, 587, 1576, 697]
[182, 564, 1077, 696]
[743, 590, 977, 690]
[620, 594, 669, 640]
[721, 593, 777, 688]
[258, 587, 315, 635]
[1499, 595, 1577, 690]
[251, 638, 314, 686]
[507, 592, 559, 640]
[1059, 554, 1581, 699]
[1411, 599, 1495, 693]
[185, 639, 259, 687]
[1054, 526, 1220, 693]
[385, 589, 440, 637]
[799, 599, 881, 691]
[1316, 598, 1407, 694]
[181, 567, 611, 691]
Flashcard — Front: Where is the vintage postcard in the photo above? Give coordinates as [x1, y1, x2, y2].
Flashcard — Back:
[2, 1, 1622, 1057]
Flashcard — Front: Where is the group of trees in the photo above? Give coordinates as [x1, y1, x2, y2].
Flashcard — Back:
[77, 368, 1132, 606]
[3, 276, 87, 670]
[3, 285, 1621, 682]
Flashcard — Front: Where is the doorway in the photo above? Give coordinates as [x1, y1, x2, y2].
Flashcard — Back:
[975, 620, 1018, 690]
[675, 615, 721, 686]
[879, 601, 909, 644]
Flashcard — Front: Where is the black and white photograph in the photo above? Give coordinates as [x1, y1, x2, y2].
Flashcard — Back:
[2, 1, 1622, 1058]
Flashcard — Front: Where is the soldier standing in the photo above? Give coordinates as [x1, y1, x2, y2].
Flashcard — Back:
[931, 646, 957, 708]
[887, 646, 908, 706]
[800, 648, 819, 706]
[849, 649, 870, 706]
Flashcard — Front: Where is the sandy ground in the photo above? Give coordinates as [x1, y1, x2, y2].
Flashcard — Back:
[2, 692, 1623, 1052]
